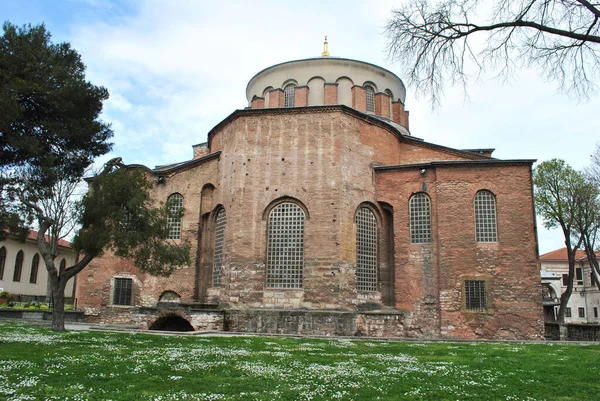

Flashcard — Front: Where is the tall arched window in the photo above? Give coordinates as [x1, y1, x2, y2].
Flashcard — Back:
[59, 258, 66, 275]
[365, 85, 375, 113]
[410, 193, 432, 243]
[0, 247, 5, 280]
[356, 206, 377, 291]
[167, 193, 184, 240]
[213, 208, 227, 287]
[266, 202, 305, 289]
[284, 84, 296, 107]
[474, 190, 497, 242]
[29, 253, 40, 284]
[13, 250, 23, 282]
[385, 89, 393, 118]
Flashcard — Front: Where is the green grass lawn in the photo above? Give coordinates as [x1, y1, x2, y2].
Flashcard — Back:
[0, 321, 598, 400]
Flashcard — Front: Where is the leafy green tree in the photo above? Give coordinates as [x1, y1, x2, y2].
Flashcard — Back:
[1, 23, 189, 330]
[533, 159, 588, 323]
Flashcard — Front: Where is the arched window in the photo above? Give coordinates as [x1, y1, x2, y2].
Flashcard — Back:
[29, 253, 40, 284]
[266, 202, 305, 289]
[474, 190, 497, 242]
[410, 193, 432, 243]
[356, 206, 377, 291]
[384, 89, 393, 118]
[213, 208, 227, 287]
[284, 84, 296, 107]
[365, 85, 375, 113]
[0, 247, 5, 280]
[59, 258, 66, 275]
[167, 193, 184, 240]
[13, 250, 23, 282]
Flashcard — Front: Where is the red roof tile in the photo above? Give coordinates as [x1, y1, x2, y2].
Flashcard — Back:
[26, 230, 72, 248]
[540, 247, 597, 261]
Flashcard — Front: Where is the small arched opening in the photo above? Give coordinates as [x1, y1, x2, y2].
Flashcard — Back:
[149, 315, 195, 332]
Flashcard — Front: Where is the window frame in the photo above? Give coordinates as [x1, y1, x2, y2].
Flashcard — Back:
[409, 192, 432, 244]
[284, 84, 296, 107]
[474, 190, 498, 243]
[212, 208, 227, 287]
[0, 246, 5, 280]
[13, 250, 23, 282]
[29, 253, 40, 284]
[112, 277, 134, 306]
[355, 205, 378, 292]
[167, 193, 184, 240]
[578, 307, 586, 318]
[464, 280, 487, 311]
[365, 85, 375, 113]
[575, 267, 583, 285]
[265, 201, 306, 289]
[566, 307, 572, 317]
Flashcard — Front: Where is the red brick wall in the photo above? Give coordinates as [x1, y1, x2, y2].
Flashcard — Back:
[392, 102, 409, 129]
[352, 86, 367, 112]
[251, 96, 265, 109]
[375, 164, 542, 339]
[375, 92, 390, 118]
[324, 83, 338, 105]
[295, 86, 308, 107]
[78, 108, 541, 340]
[268, 89, 284, 108]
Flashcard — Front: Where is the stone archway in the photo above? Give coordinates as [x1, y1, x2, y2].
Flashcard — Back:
[149, 315, 194, 332]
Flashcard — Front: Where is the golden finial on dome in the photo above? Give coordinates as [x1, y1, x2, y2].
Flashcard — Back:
[321, 35, 330, 57]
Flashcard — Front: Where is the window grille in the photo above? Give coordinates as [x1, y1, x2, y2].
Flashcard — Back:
[410, 193, 432, 243]
[213, 208, 227, 286]
[284, 84, 295, 107]
[113, 277, 133, 306]
[0, 247, 5, 280]
[266, 202, 305, 289]
[579, 307, 586, 318]
[566, 307, 572, 317]
[29, 254, 39, 284]
[13, 250, 23, 282]
[167, 193, 184, 240]
[356, 207, 377, 291]
[465, 280, 486, 311]
[474, 190, 497, 242]
[365, 86, 375, 113]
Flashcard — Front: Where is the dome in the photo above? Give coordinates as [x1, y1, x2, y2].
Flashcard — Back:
[246, 57, 409, 131]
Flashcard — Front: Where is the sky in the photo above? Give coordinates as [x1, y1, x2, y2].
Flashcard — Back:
[3, 0, 599, 254]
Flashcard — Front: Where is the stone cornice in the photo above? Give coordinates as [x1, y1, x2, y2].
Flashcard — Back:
[374, 159, 536, 172]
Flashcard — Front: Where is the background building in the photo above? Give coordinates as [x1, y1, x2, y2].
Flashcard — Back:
[0, 231, 76, 301]
[76, 49, 542, 339]
[541, 248, 600, 323]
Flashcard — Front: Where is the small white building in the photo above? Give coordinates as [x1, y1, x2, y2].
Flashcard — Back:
[541, 248, 600, 323]
[0, 231, 76, 301]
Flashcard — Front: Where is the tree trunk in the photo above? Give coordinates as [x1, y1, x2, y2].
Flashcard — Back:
[50, 275, 68, 331]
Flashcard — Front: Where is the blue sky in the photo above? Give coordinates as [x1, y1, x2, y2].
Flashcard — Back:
[3, 0, 599, 253]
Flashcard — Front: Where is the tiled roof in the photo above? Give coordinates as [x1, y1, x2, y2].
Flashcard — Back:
[540, 248, 594, 261]
[26, 230, 72, 248]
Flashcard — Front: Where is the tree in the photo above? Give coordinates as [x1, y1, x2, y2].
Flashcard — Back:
[0, 23, 190, 330]
[578, 143, 600, 291]
[533, 159, 588, 323]
[385, 0, 600, 106]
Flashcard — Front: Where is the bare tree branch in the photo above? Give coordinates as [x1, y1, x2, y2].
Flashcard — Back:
[386, 0, 600, 106]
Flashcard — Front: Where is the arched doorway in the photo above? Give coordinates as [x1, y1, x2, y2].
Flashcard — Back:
[149, 315, 194, 332]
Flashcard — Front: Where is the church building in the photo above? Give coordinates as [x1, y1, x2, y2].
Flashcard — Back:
[76, 42, 543, 339]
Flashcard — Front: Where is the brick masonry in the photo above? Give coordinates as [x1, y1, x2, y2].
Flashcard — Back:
[76, 106, 542, 340]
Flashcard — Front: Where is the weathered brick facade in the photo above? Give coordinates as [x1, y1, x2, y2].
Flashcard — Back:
[76, 56, 543, 339]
